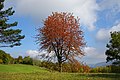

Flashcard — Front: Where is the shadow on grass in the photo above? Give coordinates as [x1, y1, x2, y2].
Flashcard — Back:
[87, 73, 120, 79]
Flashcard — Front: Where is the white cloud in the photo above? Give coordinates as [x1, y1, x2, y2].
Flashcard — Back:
[73, 0, 99, 30]
[26, 50, 43, 58]
[6, 0, 99, 30]
[99, 0, 120, 20]
[110, 24, 120, 31]
[84, 47, 105, 59]
[96, 28, 110, 41]
[96, 23, 120, 41]
[99, 0, 120, 12]
[82, 47, 106, 64]
[26, 50, 55, 59]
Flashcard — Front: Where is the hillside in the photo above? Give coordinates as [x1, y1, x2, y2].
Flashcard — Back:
[89, 61, 113, 68]
[0, 64, 120, 80]
[0, 64, 48, 73]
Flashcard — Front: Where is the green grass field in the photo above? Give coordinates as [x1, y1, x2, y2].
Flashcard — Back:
[0, 64, 120, 80]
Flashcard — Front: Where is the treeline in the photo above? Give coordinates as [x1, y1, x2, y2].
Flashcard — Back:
[0, 50, 33, 65]
[0, 50, 120, 73]
[34, 60, 90, 73]
[90, 66, 120, 73]
[0, 50, 90, 72]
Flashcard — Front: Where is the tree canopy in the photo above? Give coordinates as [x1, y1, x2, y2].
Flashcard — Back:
[0, 0, 25, 47]
[36, 12, 85, 72]
[105, 31, 120, 64]
[0, 50, 14, 64]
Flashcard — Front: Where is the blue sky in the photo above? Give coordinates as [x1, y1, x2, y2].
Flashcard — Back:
[1, 0, 120, 64]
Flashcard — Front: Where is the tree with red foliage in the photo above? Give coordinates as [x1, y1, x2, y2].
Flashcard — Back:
[36, 12, 85, 72]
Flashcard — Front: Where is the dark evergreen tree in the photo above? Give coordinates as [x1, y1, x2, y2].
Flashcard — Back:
[0, 0, 24, 47]
[105, 31, 120, 64]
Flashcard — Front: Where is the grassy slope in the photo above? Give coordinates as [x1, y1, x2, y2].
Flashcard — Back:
[0, 64, 120, 80]
[0, 64, 48, 73]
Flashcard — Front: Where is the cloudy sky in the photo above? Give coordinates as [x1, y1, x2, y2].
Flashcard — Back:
[1, 0, 120, 64]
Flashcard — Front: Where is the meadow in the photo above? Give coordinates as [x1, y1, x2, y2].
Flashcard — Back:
[0, 64, 120, 80]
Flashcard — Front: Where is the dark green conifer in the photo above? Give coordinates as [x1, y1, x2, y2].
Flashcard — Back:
[105, 31, 120, 65]
[0, 0, 24, 47]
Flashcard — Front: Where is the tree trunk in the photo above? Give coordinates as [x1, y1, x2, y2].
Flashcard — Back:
[59, 62, 62, 72]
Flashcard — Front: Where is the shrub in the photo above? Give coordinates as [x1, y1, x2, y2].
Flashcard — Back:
[0, 59, 3, 64]
[110, 65, 120, 73]
[90, 65, 120, 73]
[38, 61, 90, 73]
[23, 56, 33, 65]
